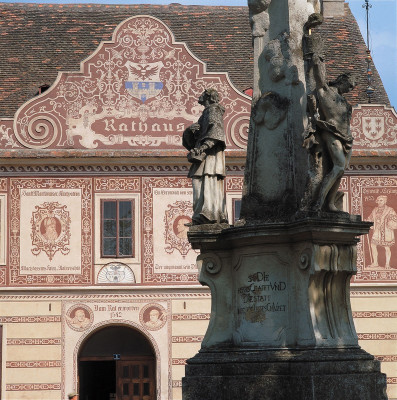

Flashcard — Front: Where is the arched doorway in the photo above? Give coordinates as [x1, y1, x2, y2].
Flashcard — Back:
[78, 325, 156, 400]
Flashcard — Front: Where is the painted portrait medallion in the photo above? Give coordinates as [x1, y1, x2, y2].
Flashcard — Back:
[140, 303, 167, 331]
[30, 202, 71, 261]
[66, 304, 93, 332]
[164, 200, 192, 257]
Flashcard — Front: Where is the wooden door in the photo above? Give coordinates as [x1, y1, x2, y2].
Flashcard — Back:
[117, 359, 155, 400]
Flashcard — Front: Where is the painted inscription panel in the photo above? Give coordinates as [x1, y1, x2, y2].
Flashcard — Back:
[10, 178, 92, 285]
[351, 176, 397, 283]
[143, 177, 199, 283]
[153, 187, 198, 274]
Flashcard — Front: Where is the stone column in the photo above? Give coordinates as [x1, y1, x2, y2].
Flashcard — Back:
[241, 0, 321, 221]
[182, 0, 388, 398]
[322, 0, 345, 17]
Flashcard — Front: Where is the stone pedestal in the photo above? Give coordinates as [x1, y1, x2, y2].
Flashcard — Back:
[184, 348, 387, 400]
[182, 216, 388, 400]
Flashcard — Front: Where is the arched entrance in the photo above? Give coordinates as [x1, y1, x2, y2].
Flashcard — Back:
[78, 325, 156, 400]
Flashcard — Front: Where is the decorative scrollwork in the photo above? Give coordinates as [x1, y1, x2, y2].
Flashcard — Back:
[228, 114, 250, 149]
[204, 257, 222, 275]
[299, 248, 312, 270]
[15, 115, 60, 149]
[11, 15, 251, 150]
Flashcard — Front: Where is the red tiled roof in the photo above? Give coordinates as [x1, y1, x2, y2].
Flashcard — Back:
[318, 5, 389, 107]
[0, 2, 389, 117]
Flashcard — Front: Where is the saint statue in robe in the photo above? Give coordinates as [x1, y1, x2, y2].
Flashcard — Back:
[183, 89, 228, 225]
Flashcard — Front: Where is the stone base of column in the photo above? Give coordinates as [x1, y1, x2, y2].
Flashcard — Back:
[183, 216, 388, 400]
[183, 348, 387, 400]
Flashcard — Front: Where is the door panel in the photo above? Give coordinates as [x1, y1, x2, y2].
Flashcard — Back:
[117, 359, 155, 400]
[79, 360, 116, 400]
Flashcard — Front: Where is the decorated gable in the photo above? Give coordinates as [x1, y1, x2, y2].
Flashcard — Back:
[3, 15, 250, 151]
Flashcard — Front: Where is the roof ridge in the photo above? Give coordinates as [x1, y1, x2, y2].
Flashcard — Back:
[0, 2, 247, 9]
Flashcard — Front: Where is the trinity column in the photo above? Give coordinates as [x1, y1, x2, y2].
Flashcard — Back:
[182, 1, 388, 399]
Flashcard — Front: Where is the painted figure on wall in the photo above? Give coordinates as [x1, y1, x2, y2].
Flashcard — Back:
[31, 202, 71, 261]
[173, 215, 191, 240]
[368, 195, 397, 269]
[42, 216, 60, 242]
[67, 308, 91, 330]
[144, 307, 164, 329]
[183, 89, 228, 225]
[301, 14, 356, 213]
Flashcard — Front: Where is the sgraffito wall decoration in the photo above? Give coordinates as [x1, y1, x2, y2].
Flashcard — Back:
[164, 200, 193, 257]
[2, 15, 250, 151]
[30, 201, 72, 261]
[64, 297, 171, 400]
[10, 178, 92, 286]
[97, 262, 136, 284]
[351, 176, 397, 283]
[0, 179, 7, 269]
[0, 186, 7, 283]
[142, 177, 199, 283]
[351, 105, 397, 150]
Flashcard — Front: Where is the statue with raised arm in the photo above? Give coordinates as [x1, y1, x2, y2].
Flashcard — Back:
[301, 14, 356, 212]
[183, 89, 228, 225]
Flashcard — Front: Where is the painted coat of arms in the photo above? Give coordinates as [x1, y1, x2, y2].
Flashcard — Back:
[164, 200, 193, 257]
[30, 202, 71, 260]
[125, 61, 164, 103]
[363, 117, 385, 140]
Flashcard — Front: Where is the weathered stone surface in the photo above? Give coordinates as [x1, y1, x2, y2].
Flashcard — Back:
[322, 0, 345, 17]
[183, 89, 228, 225]
[183, 350, 387, 400]
[241, 0, 321, 222]
[189, 218, 369, 350]
[301, 14, 356, 213]
[183, 218, 388, 399]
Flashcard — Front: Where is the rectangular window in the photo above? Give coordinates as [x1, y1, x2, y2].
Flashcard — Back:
[101, 200, 134, 258]
[232, 199, 242, 223]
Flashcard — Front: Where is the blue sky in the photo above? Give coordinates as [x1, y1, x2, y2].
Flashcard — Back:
[2, 0, 396, 108]
[349, 0, 397, 108]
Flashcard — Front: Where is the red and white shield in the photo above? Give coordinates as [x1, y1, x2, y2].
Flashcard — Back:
[362, 116, 385, 141]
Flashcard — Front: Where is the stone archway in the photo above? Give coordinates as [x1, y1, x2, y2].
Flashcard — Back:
[78, 324, 156, 400]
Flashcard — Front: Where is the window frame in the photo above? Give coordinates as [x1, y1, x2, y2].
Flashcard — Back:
[232, 198, 242, 224]
[0, 194, 6, 265]
[100, 199, 135, 258]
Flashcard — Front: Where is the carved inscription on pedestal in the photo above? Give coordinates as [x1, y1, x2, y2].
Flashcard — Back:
[237, 271, 287, 323]
[234, 253, 289, 344]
